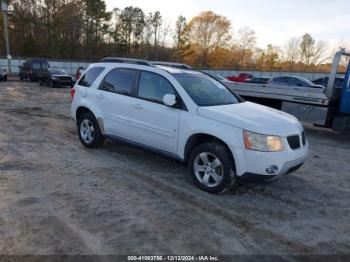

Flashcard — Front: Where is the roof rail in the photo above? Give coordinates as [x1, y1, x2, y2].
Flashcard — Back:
[100, 57, 153, 66]
[151, 61, 192, 70]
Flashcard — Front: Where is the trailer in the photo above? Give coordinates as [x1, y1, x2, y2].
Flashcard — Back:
[224, 50, 350, 131]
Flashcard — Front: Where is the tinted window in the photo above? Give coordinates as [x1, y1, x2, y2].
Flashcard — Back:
[32, 62, 41, 69]
[42, 62, 50, 70]
[101, 68, 137, 94]
[79, 67, 105, 87]
[334, 78, 344, 89]
[173, 73, 239, 106]
[288, 77, 303, 86]
[138, 71, 175, 103]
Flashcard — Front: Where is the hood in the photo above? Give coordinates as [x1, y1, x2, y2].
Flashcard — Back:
[52, 74, 72, 78]
[198, 102, 302, 137]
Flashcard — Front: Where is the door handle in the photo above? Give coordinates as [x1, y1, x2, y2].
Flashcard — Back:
[96, 93, 105, 99]
[133, 104, 143, 110]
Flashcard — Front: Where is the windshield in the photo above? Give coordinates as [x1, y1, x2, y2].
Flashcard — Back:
[50, 69, 67, 75]
[173, 73, 239, 106]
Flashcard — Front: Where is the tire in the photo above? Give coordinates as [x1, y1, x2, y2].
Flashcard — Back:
[77, 112, 105, 148]
[188, 142, 236, 194]
[39, 79, 43, 86]
[49, 80, 55, 88]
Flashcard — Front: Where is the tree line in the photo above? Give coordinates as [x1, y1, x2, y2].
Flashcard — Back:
[0, 0, 348, 72]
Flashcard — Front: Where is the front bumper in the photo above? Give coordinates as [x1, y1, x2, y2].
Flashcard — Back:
[54, 80, 75, 86]
[232, 140, 309, 181]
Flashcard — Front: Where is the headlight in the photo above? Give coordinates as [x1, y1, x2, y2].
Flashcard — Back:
[52, 77, 58, 81]
[243, 130, 284, 152]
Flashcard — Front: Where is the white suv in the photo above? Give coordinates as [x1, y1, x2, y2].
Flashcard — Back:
[71, 59, 308, 194]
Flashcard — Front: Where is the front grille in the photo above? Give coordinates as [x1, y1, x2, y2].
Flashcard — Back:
[287, 135, 301, 150]
[58, 76, 72, 81]
[302, 131, 306, 146]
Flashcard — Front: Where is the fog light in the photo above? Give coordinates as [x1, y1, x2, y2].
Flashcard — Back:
[266, 165, 279, 175]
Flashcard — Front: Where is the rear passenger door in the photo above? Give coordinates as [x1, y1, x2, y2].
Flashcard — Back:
[95, 68, 138, 139]
[130, 71, 181, 154]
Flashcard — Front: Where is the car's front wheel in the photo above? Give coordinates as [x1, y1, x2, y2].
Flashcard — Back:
[188, 142, 236, 194]
[77, 112, 105, 148]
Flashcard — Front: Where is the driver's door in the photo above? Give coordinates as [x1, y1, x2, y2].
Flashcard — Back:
[129, 71, 181, 154]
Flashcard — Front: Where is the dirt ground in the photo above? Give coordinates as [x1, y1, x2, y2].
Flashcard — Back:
[0, 80, 349, 256]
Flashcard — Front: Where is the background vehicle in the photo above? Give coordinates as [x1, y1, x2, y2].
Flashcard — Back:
[71, 59, 308, 194]
[75, 67, 85, 80]
[0, 68, 7, 81]
[227, 73, 254, 82]
[312, 77, 344, 89]
[246, 77, 271, 84]
[39, 69, 75, 88]
[224, 50, 350, 131]
[267, 76, 324, 88]
[19, 59, 50, 81]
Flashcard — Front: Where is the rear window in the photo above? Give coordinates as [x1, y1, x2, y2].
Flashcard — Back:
[79, 67, 105, 87]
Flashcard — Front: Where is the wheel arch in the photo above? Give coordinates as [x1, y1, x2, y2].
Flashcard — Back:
[183, 133, 237, 170]
[76, 106, 105, 133]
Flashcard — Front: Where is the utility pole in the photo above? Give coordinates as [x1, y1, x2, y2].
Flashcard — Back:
[1, 0, 11, 74]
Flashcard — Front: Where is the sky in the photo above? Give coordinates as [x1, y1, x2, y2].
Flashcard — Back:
[106, 0, 350, 49]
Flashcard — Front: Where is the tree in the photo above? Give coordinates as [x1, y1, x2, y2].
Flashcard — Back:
[81, 0, 111, 60]
[237, 27, 257, 68]
[187, 11, 231, 67]
[300, 33, 315, 65]
[256, 44, 280, 71]
[282, 37, 300, 70]
[119, 6, 145, 56]
[173, 15, 190, 62]
[149, 11, 162, 59]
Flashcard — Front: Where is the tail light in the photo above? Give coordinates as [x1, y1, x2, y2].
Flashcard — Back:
[70, 88, 76, 99]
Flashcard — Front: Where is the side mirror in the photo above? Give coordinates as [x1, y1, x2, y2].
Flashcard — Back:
[163, 94, 177, 107]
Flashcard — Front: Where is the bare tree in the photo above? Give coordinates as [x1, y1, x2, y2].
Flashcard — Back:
[237, 27, 257, 67]
[311, 40, 329, 65]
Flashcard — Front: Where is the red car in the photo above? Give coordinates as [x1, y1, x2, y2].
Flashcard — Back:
[227, 73, 254, 82]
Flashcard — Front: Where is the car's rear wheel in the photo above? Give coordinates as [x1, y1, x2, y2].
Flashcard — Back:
[188, 142, 236, 194]
[77, 112, 104, 148]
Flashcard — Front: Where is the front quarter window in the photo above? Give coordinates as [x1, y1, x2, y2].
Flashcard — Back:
[173, 73, 238, 106]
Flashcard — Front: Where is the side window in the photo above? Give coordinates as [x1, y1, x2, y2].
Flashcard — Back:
[32, 62, 41, 69]
[100, 68, 137, 95]
[138, 71, 175, 103]
[79, 67, 105, 87]
[42, 63, 49, 70]
[288, 78, 302, 86]
[271, 78, 282, 84]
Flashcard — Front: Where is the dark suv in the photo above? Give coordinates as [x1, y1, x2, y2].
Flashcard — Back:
[19, 59, 50, 81]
